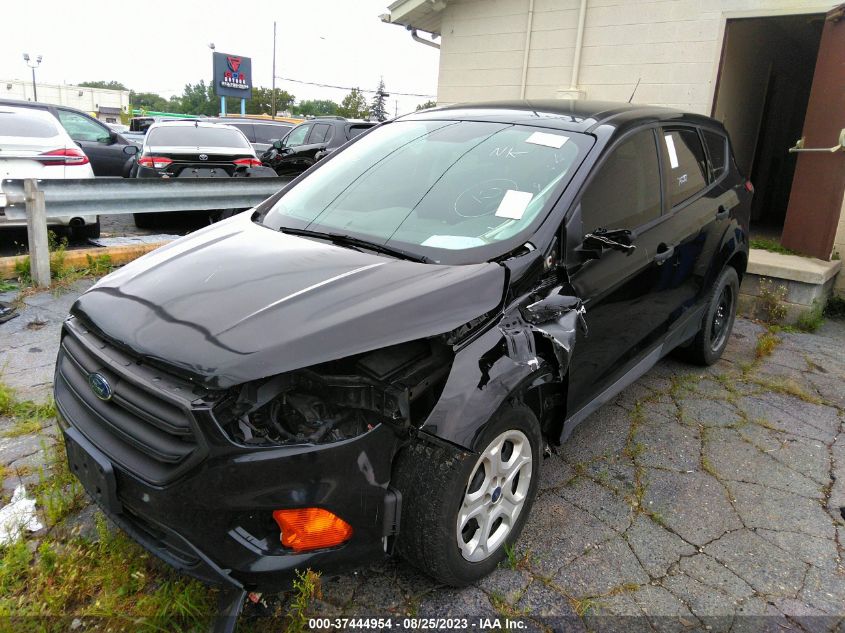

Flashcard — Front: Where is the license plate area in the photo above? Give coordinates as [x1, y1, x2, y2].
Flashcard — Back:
[177, 168, 229, 178]
[64, 426, 122, 514]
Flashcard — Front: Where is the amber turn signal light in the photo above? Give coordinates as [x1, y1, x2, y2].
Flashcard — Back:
[272, 508, 353, 552]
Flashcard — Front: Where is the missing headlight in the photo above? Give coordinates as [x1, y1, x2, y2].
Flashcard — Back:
[218, 339, 453, 446]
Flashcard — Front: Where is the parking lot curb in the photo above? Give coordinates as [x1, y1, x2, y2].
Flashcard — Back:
[0, 241, 171, 280]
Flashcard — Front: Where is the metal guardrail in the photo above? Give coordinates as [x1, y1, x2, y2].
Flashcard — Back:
[1, 177, 289, 287]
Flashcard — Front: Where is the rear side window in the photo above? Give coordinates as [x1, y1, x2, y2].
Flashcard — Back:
[660, 128, 708, 207]
[347, 124, 372, 140]
[0, 111, 59, 137]
[57, 110, 110, 142]
[581, 129, 662, 231]
[702, 130, 728, 181]
[308, 123, 331, 144]
[146, 126, 252, 148]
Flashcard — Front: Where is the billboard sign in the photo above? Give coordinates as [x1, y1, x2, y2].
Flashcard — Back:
[213, 52, 253, 99]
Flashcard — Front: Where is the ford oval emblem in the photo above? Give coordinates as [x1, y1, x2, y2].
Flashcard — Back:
[88, 372, 113, 401]
[198, 154, 208, 161]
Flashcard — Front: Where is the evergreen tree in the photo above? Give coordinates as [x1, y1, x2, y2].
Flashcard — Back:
[370, 78, 389, 122]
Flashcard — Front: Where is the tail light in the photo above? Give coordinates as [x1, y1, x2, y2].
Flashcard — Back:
[745, 180, 754, 193]
[233, 157, 262, 168]
[138, 156, 173, 169]
[38, 148, 89, 166]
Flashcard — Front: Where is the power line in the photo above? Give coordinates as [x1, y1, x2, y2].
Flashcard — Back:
[274, 75, 435, 98]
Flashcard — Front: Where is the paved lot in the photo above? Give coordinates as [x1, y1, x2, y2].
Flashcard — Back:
[1, 280, 843, 631]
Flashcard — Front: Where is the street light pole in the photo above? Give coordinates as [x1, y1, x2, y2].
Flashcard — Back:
[271, 21, 277, 120]
[22, 53, 42, 102]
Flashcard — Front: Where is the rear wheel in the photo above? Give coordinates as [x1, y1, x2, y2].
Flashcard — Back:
[70, 218, 100, 242]
[393, 403, 541, 586]
[675, 266, 739, 365]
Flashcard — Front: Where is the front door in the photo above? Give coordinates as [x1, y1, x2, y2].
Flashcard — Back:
[781, 4, 845, 259]
[56, 109, 125, 176]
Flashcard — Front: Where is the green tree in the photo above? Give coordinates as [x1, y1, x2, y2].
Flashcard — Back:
[338, 88, 369, 120]
[178, 80, 218, 116]
[370, 79, 388, 122]
[245, 87, 296, 115]
[416, 100, 437, 111]
[78, 80, 128, 91]
[129, 90, 172, 113]
[292, 99, 340, 117]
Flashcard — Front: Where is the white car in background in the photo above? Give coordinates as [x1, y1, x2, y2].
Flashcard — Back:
[0, 105, 99, 240]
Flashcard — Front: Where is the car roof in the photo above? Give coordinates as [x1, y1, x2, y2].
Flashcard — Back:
[0, 98, 95, 118]
[402, 100, 721, 134]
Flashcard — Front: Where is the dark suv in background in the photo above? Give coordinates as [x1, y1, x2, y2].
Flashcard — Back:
[206, 118, 294, 154]
[56, 100, 750, 595]
[261, 116, 376, 177]
[0, 98, 136, 176]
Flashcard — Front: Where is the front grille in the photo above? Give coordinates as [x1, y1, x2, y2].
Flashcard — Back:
[55, 318, 205, 485]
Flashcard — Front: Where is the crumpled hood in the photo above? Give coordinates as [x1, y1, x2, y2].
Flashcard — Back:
[71, 214, 506, 389]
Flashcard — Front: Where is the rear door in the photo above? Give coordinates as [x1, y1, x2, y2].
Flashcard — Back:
[56, 109, 124, 176]
[565, 127, 669, 413]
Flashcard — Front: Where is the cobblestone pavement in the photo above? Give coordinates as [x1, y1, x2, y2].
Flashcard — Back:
[1, 280, 844, 631]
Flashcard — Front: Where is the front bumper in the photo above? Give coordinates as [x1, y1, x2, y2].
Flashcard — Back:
[54, 317, 402, 591]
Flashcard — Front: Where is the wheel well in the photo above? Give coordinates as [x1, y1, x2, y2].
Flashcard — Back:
[726, 251, 748, 282]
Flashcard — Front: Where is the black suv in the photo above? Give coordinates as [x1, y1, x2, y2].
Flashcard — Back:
[55, 101, 750, 594]
[205, 117, 294, 154]
[0, 98, 136, 176]
[261, 116, 376, 177]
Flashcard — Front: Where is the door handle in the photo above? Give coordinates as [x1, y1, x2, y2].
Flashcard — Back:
[716, 205, 729, 219]
[654, 244, 675, 265]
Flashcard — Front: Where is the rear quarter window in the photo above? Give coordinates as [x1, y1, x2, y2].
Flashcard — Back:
[702, 130, 728, 181]
[347, 124, 373, 140]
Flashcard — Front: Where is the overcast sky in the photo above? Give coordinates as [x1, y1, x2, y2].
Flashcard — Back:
[0, 0, 440, 116]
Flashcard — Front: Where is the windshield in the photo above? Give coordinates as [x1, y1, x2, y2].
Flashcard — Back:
[146, 125, 251, 149]
[259, 120, 591, 263]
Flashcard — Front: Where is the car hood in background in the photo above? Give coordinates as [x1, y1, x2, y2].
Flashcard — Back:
[71, 214, 506, 389]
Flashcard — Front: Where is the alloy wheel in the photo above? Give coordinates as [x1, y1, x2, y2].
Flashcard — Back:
[710, 285, 734, 351]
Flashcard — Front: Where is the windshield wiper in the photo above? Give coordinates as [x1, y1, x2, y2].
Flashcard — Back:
[281, 227, 431, 263]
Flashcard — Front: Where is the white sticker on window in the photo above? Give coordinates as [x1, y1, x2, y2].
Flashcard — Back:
[421, 235, 487, 249]
[525, 131, 568, 149]
[664, 133, 679, 169]
[495, 189, 534, 220]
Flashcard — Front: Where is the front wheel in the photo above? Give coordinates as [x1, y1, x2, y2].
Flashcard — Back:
[675, 265, 739, 365]
[393, 403, 541, 586]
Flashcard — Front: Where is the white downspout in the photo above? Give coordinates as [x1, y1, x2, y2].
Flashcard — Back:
[520, 0, 535, 100]
[569, 0, 588, 92]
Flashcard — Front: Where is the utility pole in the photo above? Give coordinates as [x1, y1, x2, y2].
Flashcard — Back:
[271, 21, 277, 119]
[23, 54, 42, 102]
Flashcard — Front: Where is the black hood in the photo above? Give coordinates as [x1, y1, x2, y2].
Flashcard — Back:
[71, 214, 506, 389]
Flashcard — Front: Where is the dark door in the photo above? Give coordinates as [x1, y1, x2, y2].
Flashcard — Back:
[56, 109, 127, 176]
[273, 123, 313, 176]
[565, 127, 668, 414]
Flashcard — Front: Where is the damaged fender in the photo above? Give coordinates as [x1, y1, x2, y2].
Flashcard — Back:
[420, 285, 585, 450]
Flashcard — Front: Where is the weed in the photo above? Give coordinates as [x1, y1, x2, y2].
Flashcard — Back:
[755, 332, 780, 359]
[0, 281, 18, 293]
[33, 436, 85, 527]
[502, 543, 533, 571]
[701, 456, 717, 477]
[757, 278, 788, 324]
[14, 231, 113, 288]
[796, 300, 824, 333]
[0, 383, 56, 438]
[570, 596, 599, 617]
[489, 591, 529, 618]
[287, 569, 322, 633]
[749, 238, 797, 256]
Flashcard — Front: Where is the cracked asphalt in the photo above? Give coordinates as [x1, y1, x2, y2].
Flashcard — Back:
[1, 278, 844, 632]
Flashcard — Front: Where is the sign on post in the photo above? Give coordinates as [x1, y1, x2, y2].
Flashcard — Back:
[212, 52, 253, 99]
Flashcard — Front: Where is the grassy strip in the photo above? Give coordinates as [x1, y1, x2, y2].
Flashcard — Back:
[749, 238, 798, 256]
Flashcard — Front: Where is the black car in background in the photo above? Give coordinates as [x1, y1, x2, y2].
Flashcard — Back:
[261, 116, 376, 177]
[127, 119, 276, 227]
[206, 117, 295, 154]
[55, 101, 751, 593]
[0, 98, 135, 177]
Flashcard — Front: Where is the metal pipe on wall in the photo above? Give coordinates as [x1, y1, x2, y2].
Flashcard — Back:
[569, 0, 588, 91]
[520, 0, 535, 99]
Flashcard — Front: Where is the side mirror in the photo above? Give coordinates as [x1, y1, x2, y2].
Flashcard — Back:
[576, 228, 635, 260]
[122, 144, 139, 155]
[272, 140, 284, 150]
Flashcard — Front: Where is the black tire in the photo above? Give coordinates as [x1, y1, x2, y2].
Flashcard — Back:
[133, 213, 157, 229]
[675, 265, 739, 366]
[393, 403, 542, 586]
[70, 218, 100, 242]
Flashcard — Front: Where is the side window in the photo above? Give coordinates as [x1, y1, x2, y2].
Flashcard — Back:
[57, 110, 110, 142]
[581, 129, 662, 231]
[702, 130, 728, 182]
[660, 128, 708, 207]
[254, 124, 289, 144]
[285, 124, 311, 147]
[308, 123, 331, 144]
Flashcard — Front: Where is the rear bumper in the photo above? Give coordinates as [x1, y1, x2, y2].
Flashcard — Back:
[53, 319, 402, 590]
[0, 212, 97, 229]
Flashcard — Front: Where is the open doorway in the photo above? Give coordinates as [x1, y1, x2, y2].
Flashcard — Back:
[712, 13, 824, 240]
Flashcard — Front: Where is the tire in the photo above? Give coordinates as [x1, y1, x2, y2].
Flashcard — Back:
[70, 218, 100, 242]
[133, 213, 157, 229]
[675, 265, 739, 366]
[393, 403, 542, 586]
